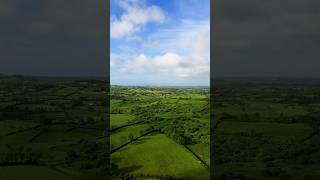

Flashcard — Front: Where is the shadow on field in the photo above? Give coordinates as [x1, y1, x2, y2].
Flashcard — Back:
[182, 167, 210, 180]
[111, 157, 121, 163]
[116, 137, 152, 153]
[130, 137, 151, 145]
[119, 165, 143, 174]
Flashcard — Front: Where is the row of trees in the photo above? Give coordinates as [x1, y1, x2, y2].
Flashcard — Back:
[0, 146, 43, 165]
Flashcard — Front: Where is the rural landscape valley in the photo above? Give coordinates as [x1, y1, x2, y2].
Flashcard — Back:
[0, 75, 108, 180]
[2, 75, 319, 180]
[0, 75, 211, 180]
[110, 85, 210, 179]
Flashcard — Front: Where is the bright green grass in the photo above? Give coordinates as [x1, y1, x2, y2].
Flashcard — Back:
[0, 166, 76, 180]
[110, 114, 135, 127]
[217, 121, 312, 139]
[195, 117, 210, 124]
[111, 124, 149, 148]
[112, 134, 209, 179]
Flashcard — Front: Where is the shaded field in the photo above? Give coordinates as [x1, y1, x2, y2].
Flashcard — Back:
[111, 123, 150, 148]
[187, 143, 210, 166]
[0, 76, 108, 179]
[217, 121, 313, 139]
[0, 165, 79, 180]
[213, 80, 320, 179]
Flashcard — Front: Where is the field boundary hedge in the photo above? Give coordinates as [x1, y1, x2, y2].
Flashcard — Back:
[184, 145, 209, 169]
[110, 130, 157, 154]
[111, 120, 146, 132]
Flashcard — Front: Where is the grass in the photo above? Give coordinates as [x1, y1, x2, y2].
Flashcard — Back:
[214, 102, 309, 120]
[188, 143, 210, 165]
[112, 133, 209, 179]
[216, 161, 320, 180]
[0, 120, 38, 137]
[0, 166, 77, 180]
[35, 128, 101, 144]
[111, 123, 149, 148]
[0, 128, 40, 145]
[217, 121, 313, 140]
[110, 114, 135, 127]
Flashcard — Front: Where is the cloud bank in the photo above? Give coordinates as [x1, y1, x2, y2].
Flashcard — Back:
[111, 0, 166, 39]
[111, 0, 210, 85]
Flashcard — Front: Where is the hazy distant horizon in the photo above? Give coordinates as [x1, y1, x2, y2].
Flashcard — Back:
[4, 72, 320, 82]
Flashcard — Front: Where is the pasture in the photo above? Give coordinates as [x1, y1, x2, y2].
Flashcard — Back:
[112, 134, 209, 179]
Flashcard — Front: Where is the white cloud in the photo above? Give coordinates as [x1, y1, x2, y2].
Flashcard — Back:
[134, 20, 210, 78]
[119, 52, 209, 78]
[153, 53, 182, 68]
[110, 53, 117, 67]
[193, 30, 210, 56]
[164, 21, 210, 56]
[115, 19, 210, 79]
[111, 0, 166, 39]
[120, 54, 149, 73]
[111, 4, 210, 83]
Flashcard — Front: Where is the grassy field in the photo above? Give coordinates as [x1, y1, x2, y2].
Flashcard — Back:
[111, 123, 150, 148]
[213, 79, 320, 179]
[217, 121, 312, 139]
[110, 86, 210, 179]
[112, 133, 209, 179]
[0, 166, 80, 180]
[0, 75, 108, 180]
[110, 114, 135, 127]
[188, 143, 210, 165]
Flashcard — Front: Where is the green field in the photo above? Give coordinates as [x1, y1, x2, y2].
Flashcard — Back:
[213, 79, 320, 179]
[0, 166, 80, 180]
[110, 114, 135, 128]
[110, 86, 210, 179]
[188, 143, 210, 165]
[111, 123, 150, 148]
[0, 76, 108, 180]
[112, 134, 209, 179]
[217, 121, 312, 139]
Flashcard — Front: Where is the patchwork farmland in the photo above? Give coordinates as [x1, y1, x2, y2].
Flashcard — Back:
[213, 79, 320, 180]
[0, 75, 108, 180]
[110, 86, 210, 179]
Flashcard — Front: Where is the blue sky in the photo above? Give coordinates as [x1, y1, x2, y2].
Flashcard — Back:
[110, 0, 210, 86]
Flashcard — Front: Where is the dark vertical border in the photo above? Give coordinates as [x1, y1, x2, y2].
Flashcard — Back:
[210, 0, 214, 179]
[106, 0, 111, 174]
